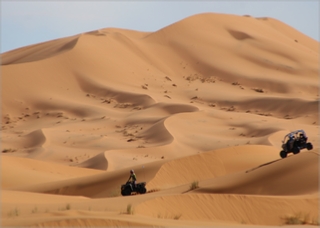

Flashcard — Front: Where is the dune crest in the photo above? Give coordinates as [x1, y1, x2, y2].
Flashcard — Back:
[1, 35, 80, 65]
[77, 152, 109, 170]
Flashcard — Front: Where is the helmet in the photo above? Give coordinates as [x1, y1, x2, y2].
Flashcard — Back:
[130, 169, 134, 174]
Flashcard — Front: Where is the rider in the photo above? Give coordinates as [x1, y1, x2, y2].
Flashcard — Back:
[287, 133, 295, 151]
[127, 169, 137, 189]
[287, 130, 307, 151]
[298, 130, 308, 142]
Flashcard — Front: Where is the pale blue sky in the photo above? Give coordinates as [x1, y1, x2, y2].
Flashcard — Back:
[1, 1, 319, 53]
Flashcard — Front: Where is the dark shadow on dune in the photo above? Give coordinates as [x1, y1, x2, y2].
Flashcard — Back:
[21, 129, 47, 149]
[228, 29, 253, 40]
[76, 152, 108, 171]
[75, 73, 156, 108]
[245, 158, 283, 173]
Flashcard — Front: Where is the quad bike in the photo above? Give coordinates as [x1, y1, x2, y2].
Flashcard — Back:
[121, 181, 147, 196]
[280, 130, 313, 158]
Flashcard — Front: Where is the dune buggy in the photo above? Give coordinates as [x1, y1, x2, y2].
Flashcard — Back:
[280, 130, 313, 158]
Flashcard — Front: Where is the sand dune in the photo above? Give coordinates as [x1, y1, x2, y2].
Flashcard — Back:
[1, 12, 319, 227]
[194, 150, 319, 195]
[1, 35, 80, 65]
[1, 155, 103, 189]
[30, 218, 152, 228]
[8, 159, 165, 198]
[134, 193, 318, 226]
[146, 145, 280, 190]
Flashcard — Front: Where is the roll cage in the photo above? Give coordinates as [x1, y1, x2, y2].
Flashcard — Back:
[282, 130, 306, 143]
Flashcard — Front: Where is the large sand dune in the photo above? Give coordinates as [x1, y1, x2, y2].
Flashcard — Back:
[1, 13, 319, 227]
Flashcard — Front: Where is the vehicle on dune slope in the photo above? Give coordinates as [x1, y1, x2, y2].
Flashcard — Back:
[121, 181, 147, 196]
[280, 130, 313, 158]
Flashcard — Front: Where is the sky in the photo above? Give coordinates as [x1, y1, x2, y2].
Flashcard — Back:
[1, 0, 319, 53]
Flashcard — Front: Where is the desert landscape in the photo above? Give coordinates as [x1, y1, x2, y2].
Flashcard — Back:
[1, 13, 319, 227]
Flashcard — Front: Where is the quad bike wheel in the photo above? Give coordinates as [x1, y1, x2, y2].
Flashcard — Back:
[280, 150, 287, 158]
[306, 142, 313, 150]
[292, 147, 300, 155]
[139, 187, 147, 194]
[121, 187, 132, 196]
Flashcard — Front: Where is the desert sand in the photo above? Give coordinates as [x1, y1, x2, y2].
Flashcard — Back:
[1, 13, 319, 227]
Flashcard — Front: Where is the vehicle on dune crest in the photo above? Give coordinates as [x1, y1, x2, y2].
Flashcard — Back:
[280, 130, 313, 158]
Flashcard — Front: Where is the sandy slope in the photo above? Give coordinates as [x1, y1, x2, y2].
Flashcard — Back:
[1, 12, 319, 227]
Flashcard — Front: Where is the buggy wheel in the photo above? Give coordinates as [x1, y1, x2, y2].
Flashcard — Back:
[121, 187, 131, 196]
[306, 143, 313, 150]
[292, 146, 300, 154]
[280, 150, 287, 158]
